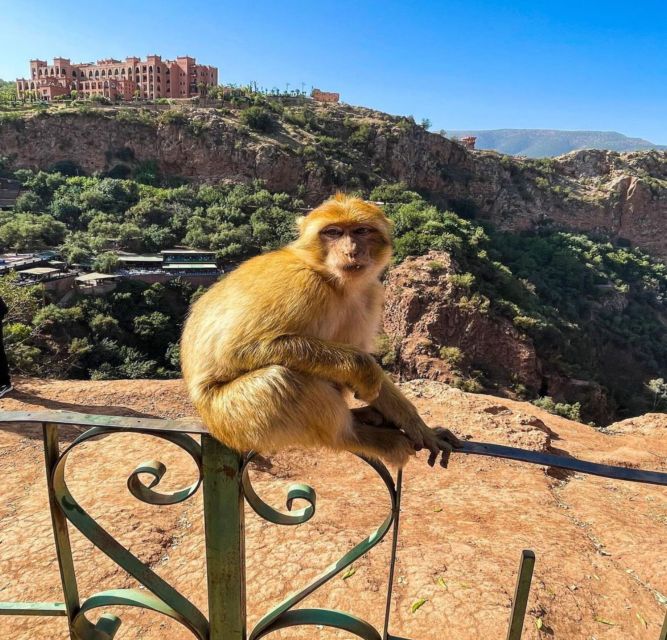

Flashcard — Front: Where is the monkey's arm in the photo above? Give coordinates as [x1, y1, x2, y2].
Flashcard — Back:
[234, 335, 383, 402]
[370, 374, 461, 466]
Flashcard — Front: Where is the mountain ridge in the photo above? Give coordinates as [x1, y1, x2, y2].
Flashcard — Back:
[448, 128, 667, 157]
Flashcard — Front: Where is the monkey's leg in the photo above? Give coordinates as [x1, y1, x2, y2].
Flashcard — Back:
[197, 365, 356, 454]
[342, 417, 416, 468]
[233, 335, 384, 403]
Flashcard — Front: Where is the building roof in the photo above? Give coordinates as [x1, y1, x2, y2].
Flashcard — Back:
[162, 263, 218, 270]
[76, 272, 118, 282]
[117, 255, 163, 263]
[20, 267, 60, 276]
[160, 249, 215, 255]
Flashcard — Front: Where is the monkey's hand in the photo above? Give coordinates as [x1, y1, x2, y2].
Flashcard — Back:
[427, 426, 462, 468]
[370, 376, 462, 467]
[392, 410, 461, 468]
[351, 354, 384, 403]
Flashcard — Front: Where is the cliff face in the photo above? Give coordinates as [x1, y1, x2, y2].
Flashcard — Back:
[382, 251, 542, 392]
[1, 105, 666, 258]
[381, 251, 654, 426]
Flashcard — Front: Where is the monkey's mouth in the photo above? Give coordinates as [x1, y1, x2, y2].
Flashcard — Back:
[341, 263, 366, 272]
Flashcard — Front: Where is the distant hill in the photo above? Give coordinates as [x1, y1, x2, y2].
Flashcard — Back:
[448, 129, 667, 157]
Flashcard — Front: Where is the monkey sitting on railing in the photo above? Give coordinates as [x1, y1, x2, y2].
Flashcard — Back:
[181, 194, 459, 467]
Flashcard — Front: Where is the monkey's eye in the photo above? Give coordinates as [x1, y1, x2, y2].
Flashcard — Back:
[354, 226, 374, 235]
[321, 227, 344, 238]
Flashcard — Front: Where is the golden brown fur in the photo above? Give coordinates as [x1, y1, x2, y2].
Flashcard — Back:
[181, 194, 454, 466]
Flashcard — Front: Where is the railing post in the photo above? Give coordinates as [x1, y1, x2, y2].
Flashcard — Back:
[383, 469, 402, 640]
[202, 435, 246, 640]
[42, 423, 80, 639]
[506, 550, 535, 640]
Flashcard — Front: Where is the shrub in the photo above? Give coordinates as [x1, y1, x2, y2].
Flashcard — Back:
[439, 346, 464, 367]
[158, 110, 188, 126]
[452, 377, 484, 393]
[240, 106, 276, 133]
[532, 396, 582, 421]
[375, 333, 398, 367]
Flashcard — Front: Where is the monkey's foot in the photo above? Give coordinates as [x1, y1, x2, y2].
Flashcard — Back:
[350, 405, 386, 427]
[426, 427, 462, 469]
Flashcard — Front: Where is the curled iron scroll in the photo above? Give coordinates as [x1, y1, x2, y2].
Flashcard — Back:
[242, 451, 399, 640]
[52, 426, 208, 639]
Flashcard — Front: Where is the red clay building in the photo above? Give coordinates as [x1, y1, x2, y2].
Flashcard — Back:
[16, 55, 218, 101]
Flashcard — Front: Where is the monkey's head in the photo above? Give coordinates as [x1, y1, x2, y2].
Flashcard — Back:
[295, 194, 393, 283]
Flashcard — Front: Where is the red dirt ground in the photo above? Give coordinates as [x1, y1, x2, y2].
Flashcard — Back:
[0, 377, 665, 639]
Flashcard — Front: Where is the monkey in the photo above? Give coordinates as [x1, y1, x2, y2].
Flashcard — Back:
[180, 194, 459, 467]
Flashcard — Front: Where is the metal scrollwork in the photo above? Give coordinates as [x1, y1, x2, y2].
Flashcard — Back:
[242, 451, 400, 640]
[52, 426, 208, 639]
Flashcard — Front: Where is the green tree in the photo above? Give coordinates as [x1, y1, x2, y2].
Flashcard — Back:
[0, 213, 67, 251]
[93, 252, 119, 273]
[0, 272, 41, 323]
[647, 378, 667, 410]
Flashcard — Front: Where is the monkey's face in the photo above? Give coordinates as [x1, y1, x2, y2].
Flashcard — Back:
[319, 223, 390, 280]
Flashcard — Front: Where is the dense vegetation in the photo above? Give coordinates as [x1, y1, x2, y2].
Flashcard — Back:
[0, 167, 665, 421]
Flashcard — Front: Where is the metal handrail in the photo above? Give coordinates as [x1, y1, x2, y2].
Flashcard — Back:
[0, 408, 665, 639]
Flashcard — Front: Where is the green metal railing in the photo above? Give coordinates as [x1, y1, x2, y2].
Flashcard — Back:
[0, 409, 666, 639]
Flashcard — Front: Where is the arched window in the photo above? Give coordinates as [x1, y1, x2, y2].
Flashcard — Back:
[94, 70, 99, 77]
[121, 68, 126, 74]
[61, 68, 66, 75]
[149, 65, 153, 73]
[89, 70, 93, 78]
[104, 81, 109, 88]
[50, 68, 55, 75]
[30, 82, 35, 90]
[101, 70, 106, 77]
[135, 66, 140, 73]
[115, 68, 119, 75]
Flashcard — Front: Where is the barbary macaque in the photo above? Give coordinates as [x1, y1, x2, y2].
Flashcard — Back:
[181, 194, 459, 467]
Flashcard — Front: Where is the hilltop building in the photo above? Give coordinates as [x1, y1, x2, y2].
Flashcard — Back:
[311, 88, 340, 103]
[460, 136, 477, 151]
[16, 55, 218, 101]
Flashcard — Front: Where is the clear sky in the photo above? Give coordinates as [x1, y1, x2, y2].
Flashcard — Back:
[2, 0, 666, 143]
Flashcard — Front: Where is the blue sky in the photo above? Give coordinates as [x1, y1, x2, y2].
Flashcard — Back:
[2, 0, 666, 142]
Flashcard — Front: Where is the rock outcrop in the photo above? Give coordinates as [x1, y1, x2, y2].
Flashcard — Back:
[382, 251, 542, 393]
